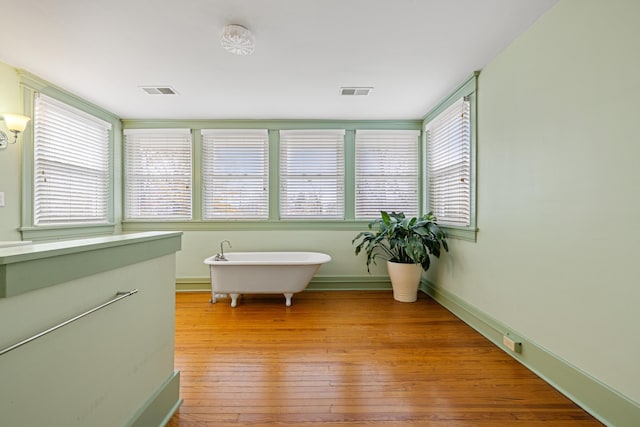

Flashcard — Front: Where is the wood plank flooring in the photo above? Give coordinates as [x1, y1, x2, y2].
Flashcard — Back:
[167, 291, 601, 426]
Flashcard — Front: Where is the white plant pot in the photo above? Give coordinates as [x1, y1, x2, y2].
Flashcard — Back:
[387, 261, 423, 303]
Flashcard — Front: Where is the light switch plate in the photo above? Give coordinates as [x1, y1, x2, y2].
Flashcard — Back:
[0, 192, 5, 207]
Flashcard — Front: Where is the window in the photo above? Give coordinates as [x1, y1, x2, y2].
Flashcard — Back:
[355, 130, 420, 218]
[425, 97, 471, 227]
[423, 72, 477, 241]
[201, 129, 269, 219]
[279, 130, 345, 219]
[33, 93, 111, 225]
[123, 129, 192, 220]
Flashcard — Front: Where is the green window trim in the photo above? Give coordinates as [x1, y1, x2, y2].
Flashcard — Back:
[18, 70, 119, 241]
[438, 224, 478, 242]
[123, 120, 423, 226]
[423, 71, 479, 242]
[121, 119, 422, 132]
[121, 220, 373, 232]
[20, 224, 118, 242]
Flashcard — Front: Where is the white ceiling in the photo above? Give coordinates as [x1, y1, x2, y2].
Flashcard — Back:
[0, 0, 558, 120]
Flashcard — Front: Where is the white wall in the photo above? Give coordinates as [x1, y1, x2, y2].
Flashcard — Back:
[0, 63, 22, 241]
[427, 0, 640, 404]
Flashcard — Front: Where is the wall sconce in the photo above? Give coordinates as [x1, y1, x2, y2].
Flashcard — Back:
[0, 113, 31, 149]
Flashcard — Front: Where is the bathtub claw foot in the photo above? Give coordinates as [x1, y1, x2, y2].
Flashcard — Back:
[230, 293, 240, 308]
[284, 293, 293, 307]
[211, 293, 228, 304]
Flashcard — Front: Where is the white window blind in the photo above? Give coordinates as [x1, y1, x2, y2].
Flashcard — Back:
[355, 130, 420, 218]
[425, 97, 471, 226]
[33, 93, 111, 225]
[279, 130, 345, 219]
[124, 129, 192, 220]
[201, 129, 269, 219]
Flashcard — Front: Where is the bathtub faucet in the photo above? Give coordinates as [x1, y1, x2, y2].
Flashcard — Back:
[214, 240, 232, 261]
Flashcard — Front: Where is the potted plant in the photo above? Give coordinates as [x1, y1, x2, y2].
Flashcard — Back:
[352, 211, 448, 302]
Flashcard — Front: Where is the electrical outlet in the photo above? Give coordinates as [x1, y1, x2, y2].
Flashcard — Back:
[0, 192, 5, 207]
[503, 335, 522, 353]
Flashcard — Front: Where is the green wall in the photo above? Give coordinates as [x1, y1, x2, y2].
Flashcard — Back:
[177, 229, 386, 280]
[0, 63, 22, 241]
[426, 0, 640, 406]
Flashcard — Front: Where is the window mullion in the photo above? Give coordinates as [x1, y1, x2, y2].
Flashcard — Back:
[344, 129, 356, 221]
[192, 129, 201, 221]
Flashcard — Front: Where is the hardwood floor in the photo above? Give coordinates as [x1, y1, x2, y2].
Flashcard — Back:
[167, 291, 601, 426]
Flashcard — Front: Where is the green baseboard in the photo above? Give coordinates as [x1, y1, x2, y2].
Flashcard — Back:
[126, 370, 182, 427]
[307, 275, 391, 291]
[421, 281, 640, 427]
[175, 277, 209, 292]
[176, 275, 392, 292]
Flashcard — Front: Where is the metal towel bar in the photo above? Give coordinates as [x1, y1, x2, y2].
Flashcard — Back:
[0, 289, 138, 356]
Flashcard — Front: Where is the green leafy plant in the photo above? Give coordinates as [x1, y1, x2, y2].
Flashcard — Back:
[352, 211, 448, 272]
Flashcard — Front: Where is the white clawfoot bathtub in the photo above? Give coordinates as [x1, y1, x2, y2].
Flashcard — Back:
[204, 252, 331, 307]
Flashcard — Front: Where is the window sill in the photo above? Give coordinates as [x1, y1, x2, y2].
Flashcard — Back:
[121, 220, 372, 232]
[19, 224, 116, 242]
[441, 225, 478, 242]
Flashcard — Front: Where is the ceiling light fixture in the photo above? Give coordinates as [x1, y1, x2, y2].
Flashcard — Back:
[220, 24, 255, 56]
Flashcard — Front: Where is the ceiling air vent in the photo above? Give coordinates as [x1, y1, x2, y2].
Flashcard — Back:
[140, 86, 178, 95]
[340, 87, 373, 96]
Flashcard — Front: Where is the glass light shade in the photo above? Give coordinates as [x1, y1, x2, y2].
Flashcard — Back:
[3, 113, 31, 132]
[220, 24, 255, 56]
